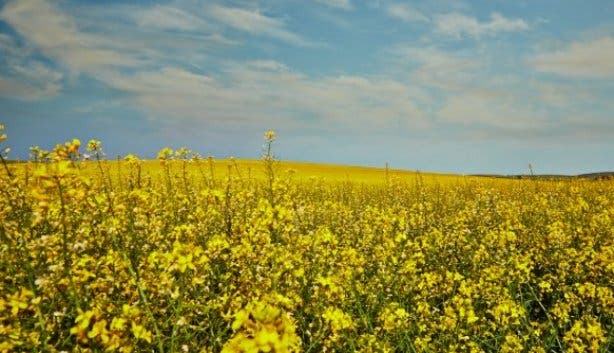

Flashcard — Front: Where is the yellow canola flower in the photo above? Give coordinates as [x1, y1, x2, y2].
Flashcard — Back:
[88, 319, 112, 345]
[322, 307, 355, 332]
[70, 138, 81, 154]
[87, 139, 101, 152]
[2, 133, 614, 353]
[157, 147, 173, 161]
[563, 317, 606, 353]
[70, 309, 96, 342]
[222, 299, 301, 353]
[111, 317, 127, 331]
[489, 299, 525, 326]
[131, 322, 152, 343]
[264, 130, 276, 142]
[500, 334, 523, 353]
[5, 288, 33, 317]
[378, 302, 410, 332]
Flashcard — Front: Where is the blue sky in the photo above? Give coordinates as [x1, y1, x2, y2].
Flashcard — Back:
[1, 0, 613, 174]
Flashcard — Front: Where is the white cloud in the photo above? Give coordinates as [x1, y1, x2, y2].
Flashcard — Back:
[386, 45, 574, 135]
[0, 33, 29, 57]
[2, 0, 609, 144]
[531, 37, 614, 78]
[11, 61, 62, 86]
[314, 0, 352, 10]
[386, 45, 480, 92]
[135, 5, 209, 31]
[386, 3, 429, 23]
[0, 32, 63, 100]
[104, 62, 427, 132]
[0, 0, 142, 72]
[246, 60, 290, 72]
[208, 5, 309, 46]
[435, 12, 529, 38]
[532, 82, 587, 108]
[0, 0, 237, 80]
[0, 77, 61, 100]
[382, 43, 612, 140]
[438, 89, 548, 131]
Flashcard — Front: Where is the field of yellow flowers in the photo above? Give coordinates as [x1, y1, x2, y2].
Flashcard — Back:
[1, 128, 613, 353]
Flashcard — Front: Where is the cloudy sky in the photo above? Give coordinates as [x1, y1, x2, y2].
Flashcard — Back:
[1, 0, 613, 174]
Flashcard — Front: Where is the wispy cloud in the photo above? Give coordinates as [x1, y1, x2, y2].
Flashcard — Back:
[312, 8, 352, 29]
[208, 5, 310, 46]
[0, 0, 242, 102]
[104, 61, 427, 132]
[0, 0, 392, 127]
[385, 45, 480, 92]
[0, 0, 142, 72]
[386, 3, 429, 23]
[531, 36, 614, 78]
[434, 12, 529, 38]
[0, 32, 63, 100]
[386, 46, 548, 133]
[2, 0, 604, 141]
[0, 75, 61, 101]
[383, 44, 610, 138]
[135, 5, 209, 32]
[314, 0, 352, 11]
[438, 89, 549, 131]
[532, 81, 591, 108]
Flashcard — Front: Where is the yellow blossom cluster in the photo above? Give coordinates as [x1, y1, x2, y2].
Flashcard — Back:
[0, 131, 613, 352]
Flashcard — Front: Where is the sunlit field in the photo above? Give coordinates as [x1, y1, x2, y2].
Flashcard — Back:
[76, 159, 454, 185]
[1, 130, 613, 353]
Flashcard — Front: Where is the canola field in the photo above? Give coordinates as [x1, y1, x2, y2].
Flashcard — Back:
[1, 131, 613, 353]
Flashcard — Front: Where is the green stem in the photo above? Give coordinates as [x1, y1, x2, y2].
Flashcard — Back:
[0, 152, 13, 178]
[121, 251, 165, 353]
[55, 175, 82, 312]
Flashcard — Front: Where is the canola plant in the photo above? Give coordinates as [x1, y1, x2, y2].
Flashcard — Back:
[0, 127, 613, 352]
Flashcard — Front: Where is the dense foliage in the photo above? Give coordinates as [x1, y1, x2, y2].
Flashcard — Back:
[1, 130, 613, 352]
